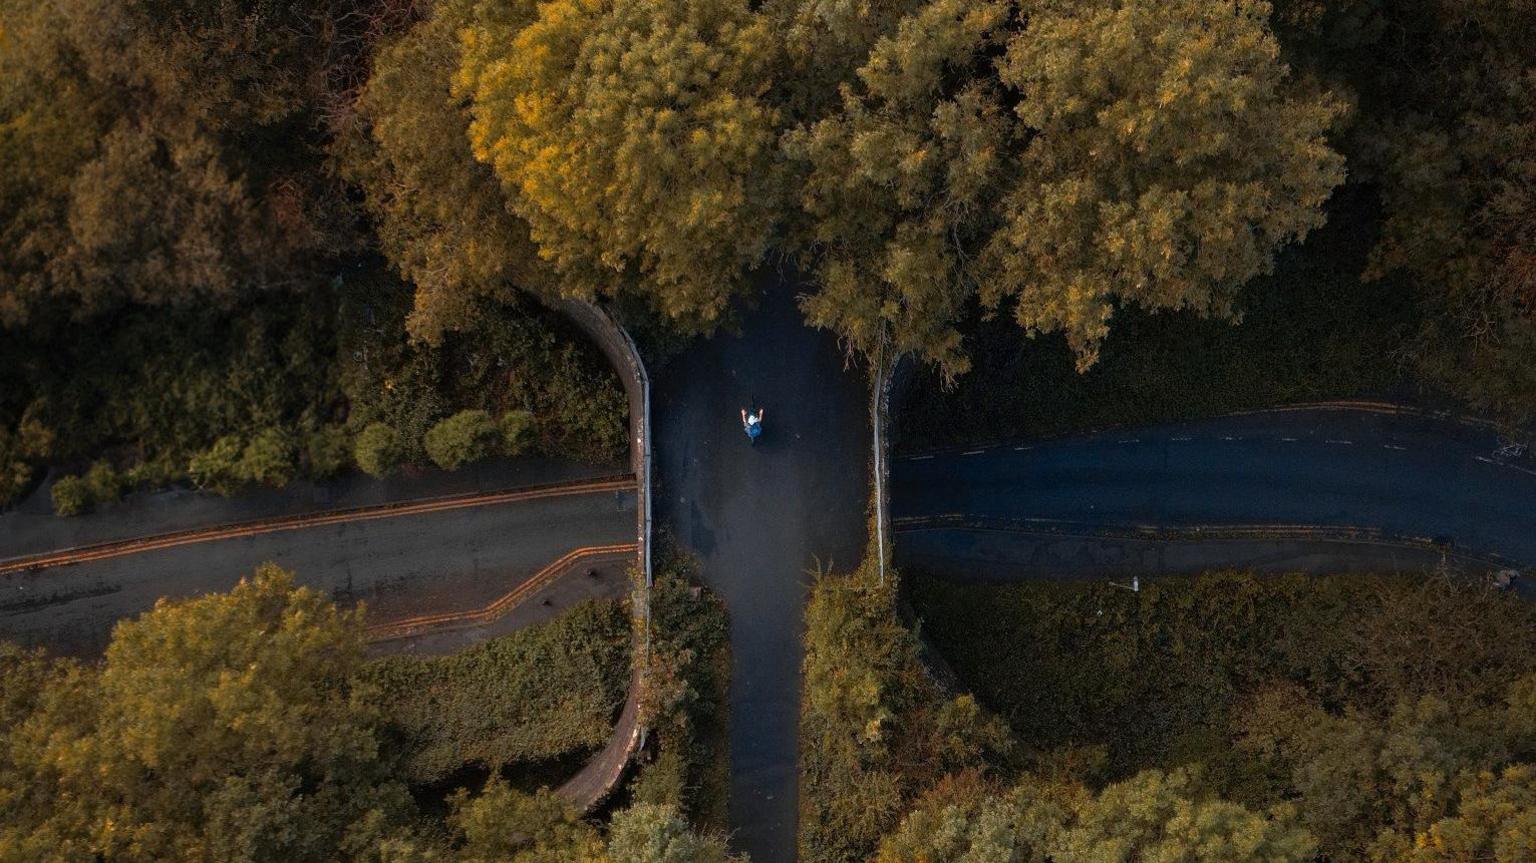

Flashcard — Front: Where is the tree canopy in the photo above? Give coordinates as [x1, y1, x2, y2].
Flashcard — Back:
[788, 0, 1347, 378]
[456, 0, 783, 332]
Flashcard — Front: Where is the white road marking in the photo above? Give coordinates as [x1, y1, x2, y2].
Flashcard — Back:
[1325, 439, 1354, 445]
[1170, 436, 1192, 442]
[1384, 444, 1407, 451]
[1222, 436, 1238, 441]
[1014, 445, 1033, 451]
[1475, 456, 1495, 464]
[909, 455, 934, 461]
[1118, 439, 1140, 444]
[962, 449, 985, 456]
[1280, 437, 1298, 442]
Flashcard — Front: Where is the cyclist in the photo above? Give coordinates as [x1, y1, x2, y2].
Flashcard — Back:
[741, 407, 764, 444]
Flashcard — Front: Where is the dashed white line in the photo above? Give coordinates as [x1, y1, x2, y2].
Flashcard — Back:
[1325, 439, 1354, 445]
[1118, 439, 1140, 444]
[962, 449, 985, 456]
[1280, 437, 1298, 442]
[1014, 445, 1033, 451]
[909, 455, 934, 461]
[1170, 436, 1192, 442]
[1222, 436, 1238, 441]
[1383, 444, 1407, 451]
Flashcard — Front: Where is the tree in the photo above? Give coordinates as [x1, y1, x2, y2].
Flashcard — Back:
[876, 770, 1314, 863]
[982, 0, 1347, 370]
[785, 0, 1010, 379]
[0, 565, 411, 862]
[0, 0, 354, 327]
[305, 425, 352, 479]
[354, 423, 402, 478]
[341, 0, 552, 343]
[606, 803, 738, 863]
[457, 0, 783, 331]
[188, 434, 246, 495]
[423, 409, 496, 471]
[239, 427, 296, 487]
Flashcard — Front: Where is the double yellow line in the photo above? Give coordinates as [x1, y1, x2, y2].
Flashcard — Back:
[365, 542, 639, 643]
[0, 475, 637, 575]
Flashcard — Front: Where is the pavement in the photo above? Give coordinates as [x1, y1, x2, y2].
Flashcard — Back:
[0, 475, 637, 657]
[653, 268, 870, 863]
[893, 407, 1536, 587]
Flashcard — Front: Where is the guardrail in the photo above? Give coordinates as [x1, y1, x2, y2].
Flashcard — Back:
[549, 299, 653, 810]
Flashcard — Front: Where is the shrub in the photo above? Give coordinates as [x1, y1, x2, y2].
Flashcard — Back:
[498, 409, 535, 456]
[237, 428, 295, 488]
[353, 423, 401, 478]
[423, 409, 496, 471]
[82, 460, 123, 505]
[124, 455, 180, 490]
[0, 429, 34, 508]
[51, 475, 92, 516]
[187, 435, 245, 496]
[305, 425, 352, 479]
[357, 600, 629, 784]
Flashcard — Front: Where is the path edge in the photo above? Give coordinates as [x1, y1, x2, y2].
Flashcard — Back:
[551, 300, 653, 810]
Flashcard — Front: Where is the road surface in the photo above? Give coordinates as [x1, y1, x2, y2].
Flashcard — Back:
[893, 406, 1536, 583]
[0, 477, 638, 657]
[654, 271, 870, 863]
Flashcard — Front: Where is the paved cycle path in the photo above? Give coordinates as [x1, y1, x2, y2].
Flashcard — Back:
[654, 272, 869, 863]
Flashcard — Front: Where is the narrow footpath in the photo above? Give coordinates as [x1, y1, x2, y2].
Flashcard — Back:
[654, 272, 869, 863]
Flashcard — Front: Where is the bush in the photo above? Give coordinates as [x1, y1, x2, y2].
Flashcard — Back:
[82, 460, 123, 504]
[305, 425, 352, 479]
[499, 409, 535, 456]
[353, 423, 401, 478]
[0, 428, 34, 508]
[50, 474, 92, 516]
[187, 435, 245, 496]
[423, 409, 496, 471]
[238, 427, 295, 488]
[357, 600, 630, 784]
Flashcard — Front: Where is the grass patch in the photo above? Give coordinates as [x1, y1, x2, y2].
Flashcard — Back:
[360, 599, 631, 786]
[896, 186, 1420, 450]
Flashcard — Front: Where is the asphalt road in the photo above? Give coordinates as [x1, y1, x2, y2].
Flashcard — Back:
[654, 270, 870, 863]
[0, 482, 637, 656]
[894, 407, 1536, 577]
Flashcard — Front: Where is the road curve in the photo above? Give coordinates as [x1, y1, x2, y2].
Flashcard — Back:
[655, 272, 870, 863]
[893, 407, 1536, 577]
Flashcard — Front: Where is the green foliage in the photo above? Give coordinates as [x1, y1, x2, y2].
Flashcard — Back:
[305, 425, 352, 479]
[0, 450, 30, 509]
[0, 0, 355, 327]
[0, 565, 412, 862]
[498, 410, 535, 457]
[238, 427, 296, 487]
[82, 459, 122, 504]
[801, 563, 1011, 863]
[49, 475, 92, 517]
[187, 435, 247, 496]
[339, 0, 551, 342]
[607, 803, 737, 863]
[457, 0, 782, 332]
[422, 409, 497, 471]
[450, 780, 603, 863]
[785, 0, 1009, 379]
[627, 555, 734, 830]
[358, 600, 630, 785]
[896, 188, 1415, 449]
[911, 570, 1536, 863]
[982, 0, 1348, 370]
[876, 769, 1314, 863]
[354, 423, 403, 479]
